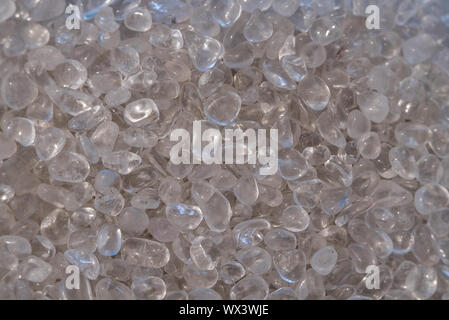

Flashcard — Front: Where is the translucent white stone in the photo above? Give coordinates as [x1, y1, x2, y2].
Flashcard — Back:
[262, 59, 296, 90]
[192, 182, 232, 232]
[35, 127, 66, 160]
[389, 146, 417, 180]
[412, 225, 440, 266]
[243, 10, 273, 43]
[111, 46, 140, 75]
[297, 74, 330, 111]
[234, 176, 259, 206]
[220, 261, 246, 284]
[428, 208, 449, 238]
[97, 223, 122, 256]
[52, 60, 87, 89]
[272, 0, 300, 17]
[121, 238, 170, 268]
[348, 243, 377, 273]
[278, 148, 308, 181]
[132, 276, 166, 300]
[149, 25, 184, 50]
[0, 133, 17, 160]
[316, 112, 346, 148]
[264, 228, 297, 251]
[212, 0, 242, 27]
[0, 0, 15, 23]
[281, 55, 307, 82]
[191, 9, 220, 38]
[204, 91, 241, 126]
[0, 236, 32, 258]
[394, 123, 430, 149]
[64, 249, 100, 280]
[236, 246, 272, 275]
[309, 17, 342, 46]
[429, 125, 449, 158]
[118, 207, 149, 236]
[357, 132, 381, 160]
[357, 91, 390, 123]
[18, 256, 52, 283]
[48, 152, 90, 183]
[280, 205, 310, 232]
[2, 117, 35, 147]
[273, 249, 306, 283]
[90, 121, 119, 157]
[402, 34, 436, 65]
[310, 246, 338, 276]
[190, 236, 220, 270]
[147, 217, 179, 243]
[347, 110, 371, 139]
[94, 189, 125, 217]
[124, 8, 152, 32]
[230, 275, 269, 299]
[1, 72, 38, 110]
[184, 30, 224, 72]
[404, 265, 438, 300]
[166, 202, 203, 231]
[183, 263, 218, 289]
[367, 65, 395, 95]
[40, 209, 70, 246]
[102, 151, 142, 175]
[95, 278, 134, 300]
[414, 184, 449, 216]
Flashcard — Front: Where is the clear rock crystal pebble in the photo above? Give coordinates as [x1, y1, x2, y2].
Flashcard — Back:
[0, 0, 447, 301]
[297, 74, 330, 111]
[124, 8, 153, 32]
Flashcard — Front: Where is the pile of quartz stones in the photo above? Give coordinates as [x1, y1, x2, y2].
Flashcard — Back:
[0, 0, 449, 301]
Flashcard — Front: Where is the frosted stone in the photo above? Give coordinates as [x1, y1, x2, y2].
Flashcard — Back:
[220, 261, 246, 284]
[238, 0, 272, 12]
[118, 207, 149, 236]
[236, 246, 272, 275]
[280, 205, 310, 232]
[64, 249, 100, 280]
[316, 112, 346, 148]
[2, 73, 38, 110]
[35, 127, 66, 161]
[428, 208, 449, 238]
[94, 189, 125, 217]
[404, 265, 437, 300]
[272, 0, 300, 17]
[429, 125, 449, 158]
[309, 17, 342, 46]
[111, 46, 140, 75]
[347, 110, 371, 139]
[414, 184, 449, 216]
[281, 55, 307, 82]
[204, 91, 241, 125]
[243, 10, 273, 43]
[52, 60, 87, 90]
[191, 9, 220, 38]
[394, 123, 430, 149]
[278, 148, 308, 181]
[311, 246, 338, 276]
[18, 256, 52, 283]
[367, 65, 395, 94]
[192, 182, 232, 232]
[412, 225, 440, 266]
[95, 278, 134, 300]
[0, 133, 17, 160]
[357, 91, 389, 123]
[264, 228, 297, 251]
[124, 7, 152, 32]
[124, 99, 159, 127]
[348, 243, 377, 273]
[0, 236, 32, 258]
[212, 0, 242, 27]
[97, 223, 122, 256]
[190, 236, 220, 270]
[102, 151, 142, 175]
[273, 249, 306, 283]
[90, 121, 119, 157]
[131, 188, 160, 210]
[230, 275, 269, 299]
[2, 117, 35, 147]
[233, 218, 271, 247]
[389, 146, 417, 180]
[262, 60, 296, 90]
[402, 34, 436, 64]
[132, 276, 166, 300]
[121, 238, 170, 268]
[48, 152, 90, 183]
[234, 176, 259, 206]
[149, 25, 183, 50]
[357, 132, 381, 160]
[417, 155, 443, 185]
[0, 0, 15, 23]
[166, 203, 203, 231]
[183, 263, 218, 289]
[189, 288, 222, 300]
[184, 30, 224, 72]
[40, 209, 70, 246]
[298, 74, 330, 111]
[147, 217, 179, 243]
